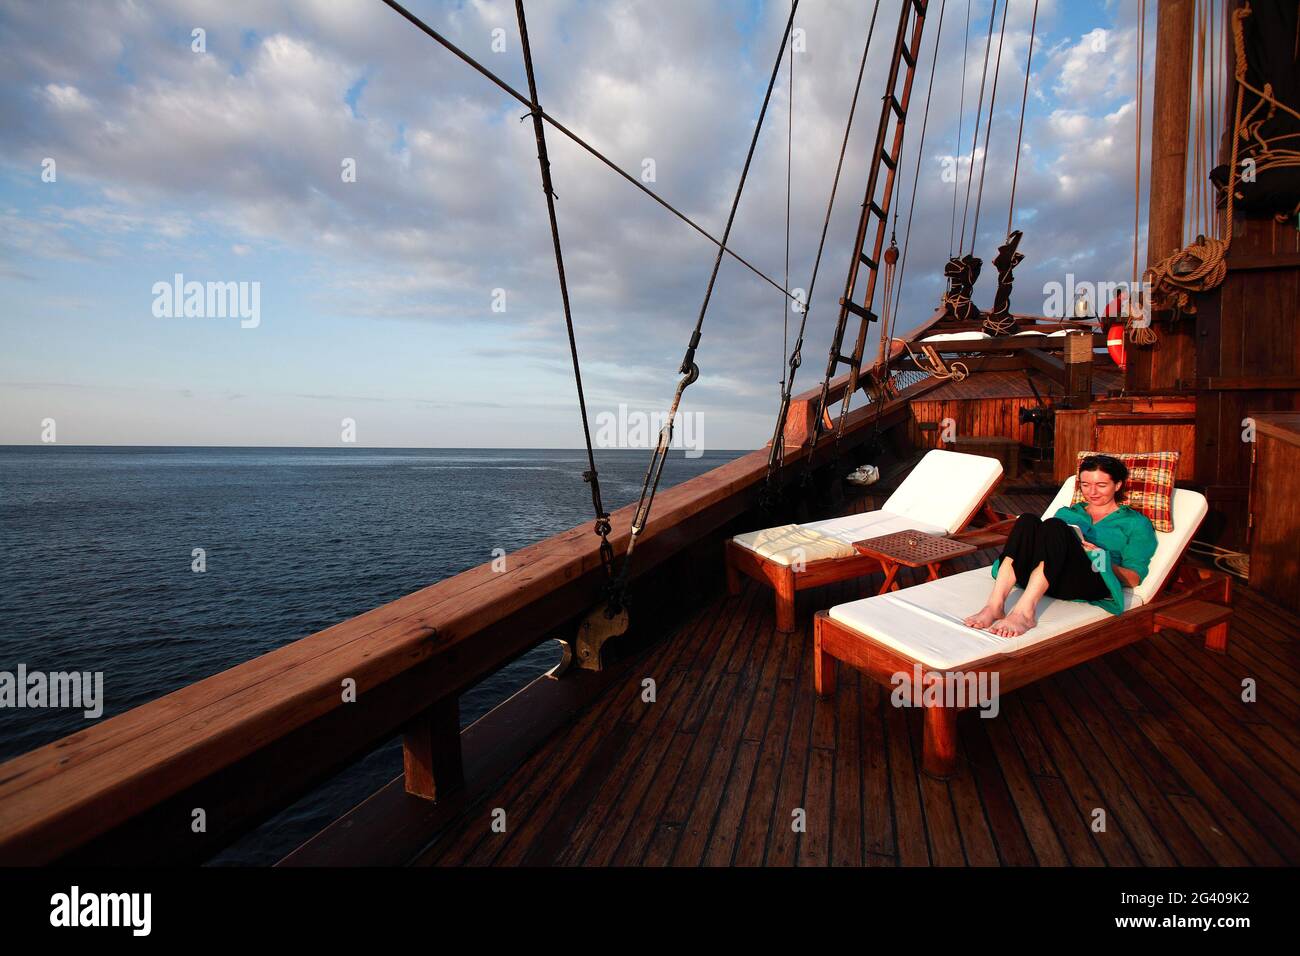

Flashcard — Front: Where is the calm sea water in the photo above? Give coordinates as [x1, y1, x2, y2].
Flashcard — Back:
[0, 445, 745, 864]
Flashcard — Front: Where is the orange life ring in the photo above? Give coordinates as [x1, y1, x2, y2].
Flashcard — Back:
[1106, 322, 1127, 370]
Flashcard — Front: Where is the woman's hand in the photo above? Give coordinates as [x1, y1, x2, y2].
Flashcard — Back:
[1080, 541, 1101, 552]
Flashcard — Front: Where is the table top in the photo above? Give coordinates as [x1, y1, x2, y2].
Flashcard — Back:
[851, 529, 979, 566]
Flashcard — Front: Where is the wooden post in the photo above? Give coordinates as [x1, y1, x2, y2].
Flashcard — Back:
[1129, 0, 1198, 393]
[402, 697, 463, 801]
[1064, 330, 1094, 407]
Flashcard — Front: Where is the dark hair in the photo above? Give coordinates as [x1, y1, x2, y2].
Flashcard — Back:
[1078, 454, 1129, 501]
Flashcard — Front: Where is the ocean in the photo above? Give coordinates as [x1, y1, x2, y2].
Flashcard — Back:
[0, 445, 745, 864]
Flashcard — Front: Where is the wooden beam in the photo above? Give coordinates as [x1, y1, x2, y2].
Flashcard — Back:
[1197, 376, 1300, 391]
[402, 697, 463, 801]
[1023, 348, 1067, 386]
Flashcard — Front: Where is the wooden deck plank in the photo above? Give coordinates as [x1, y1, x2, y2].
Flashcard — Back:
[1037, 681, 1178, 865]
[733, 623, 805, 866]
[1093, 656, 1289, 865]
[885, 701, 931, 866]
[910, 714, 967, 866]
[959, 717, 1038, 865]
[671, 626, 778, 866]
[830, 667, 864, 867]
[1142, 633, 1300, 781]
[577, 590, 748, 868]
[945, 722, 1002, 866]
[1024, 693, 1143, 865]
[763, 623, 818, 867]
[860, 682, 896, 858]
[1118, 644, 1300, 855]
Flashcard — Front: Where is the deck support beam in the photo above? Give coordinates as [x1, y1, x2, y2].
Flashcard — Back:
[402, 697, 463, 801]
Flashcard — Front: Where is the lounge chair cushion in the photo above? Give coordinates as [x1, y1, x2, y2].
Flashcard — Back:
[828, 567, 1129, 669]
[732, 511, 946, 566]
[879, 448, 1004, 533]
[731, 449, 1002, 566]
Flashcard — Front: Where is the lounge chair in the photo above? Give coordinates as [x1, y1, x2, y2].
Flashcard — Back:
[726, 449, 1004, 632]
[813, 478, 1233, 777]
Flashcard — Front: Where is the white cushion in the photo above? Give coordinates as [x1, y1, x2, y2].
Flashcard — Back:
[731, 449, 1002, 565]
[881, 448, 1004, 533]
[921, 331, 988, 343]
[732, 510, 946, 566]
[1039, 477, 1207, 605]
[828, 568, 1128, 670]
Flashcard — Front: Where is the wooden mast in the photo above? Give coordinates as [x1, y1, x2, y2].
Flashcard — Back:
[1128, 0, 1198, 393]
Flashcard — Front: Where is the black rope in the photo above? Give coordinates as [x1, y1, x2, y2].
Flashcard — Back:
[1007, 0, 1040, 236]
[969, 0, 1011, 250]
[763, 0, 885, 503]
[950, 0, 972, 258]
[958, 0, 999, 255]
[377, 0, 797, 305]
[513, 0, 613, 577]
[782, 0, 793, 399]
[609, 0, 801, 609]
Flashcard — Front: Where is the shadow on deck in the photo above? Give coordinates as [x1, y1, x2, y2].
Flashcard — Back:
[356, 491, 1300, 866]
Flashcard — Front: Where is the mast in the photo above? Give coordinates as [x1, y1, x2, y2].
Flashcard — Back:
[1128, 0, 1197, 392]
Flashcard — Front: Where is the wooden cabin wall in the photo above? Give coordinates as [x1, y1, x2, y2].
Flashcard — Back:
[1193, 214, 1300, 548]
[907, 397, 1039, 450]
[1052, 398, 1196, 484]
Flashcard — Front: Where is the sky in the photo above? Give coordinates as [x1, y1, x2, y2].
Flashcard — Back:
[0, 0, 1164, 448]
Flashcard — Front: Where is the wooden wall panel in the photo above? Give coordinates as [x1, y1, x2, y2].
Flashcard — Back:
[1193, 212, 1300, 547]
[1249, 415, 1300, 614]
[907, 397, 1040, 451]
[1092, 423, 1196, 479]
[1054, 410, 1094, 483]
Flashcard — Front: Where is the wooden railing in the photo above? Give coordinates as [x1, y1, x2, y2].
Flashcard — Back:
[0, 374, 942, 865]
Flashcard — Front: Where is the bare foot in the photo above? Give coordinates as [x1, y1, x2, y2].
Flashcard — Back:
[963, 605, 1002, 629]
[989, 609, 1036, 637]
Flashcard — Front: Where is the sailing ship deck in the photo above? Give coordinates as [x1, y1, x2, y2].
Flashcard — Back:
[412, 489, 1300, 867]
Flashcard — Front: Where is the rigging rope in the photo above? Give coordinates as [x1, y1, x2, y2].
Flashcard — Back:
[763, 0, 885, 498]
[958, 0, 1000, 255]
[950, 0, 973, 257]
[378, 0, 798, 305]
[1006, 0, 1040, 237]
[782, 0, 793, 399]
[969, 0, 1011, 250]
[512, 0, 614, 575]
[611, 1, 800, 609]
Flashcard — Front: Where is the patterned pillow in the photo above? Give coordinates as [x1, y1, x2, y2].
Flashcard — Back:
[1071, 451, 1179, 532]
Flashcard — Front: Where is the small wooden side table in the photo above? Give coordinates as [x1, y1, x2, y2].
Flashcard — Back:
[852, 530, 979, 595]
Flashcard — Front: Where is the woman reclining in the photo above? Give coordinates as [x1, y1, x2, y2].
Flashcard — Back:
[964, 454, 1158, 637]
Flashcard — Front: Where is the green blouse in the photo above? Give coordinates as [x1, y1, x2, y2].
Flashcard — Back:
[991, 502, 1158, 615]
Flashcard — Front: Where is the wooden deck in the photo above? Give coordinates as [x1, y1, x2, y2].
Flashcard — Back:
[414, 491, 1300, 867]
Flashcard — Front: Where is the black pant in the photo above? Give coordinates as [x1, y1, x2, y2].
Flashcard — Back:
[998, 514, 1111, 601]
